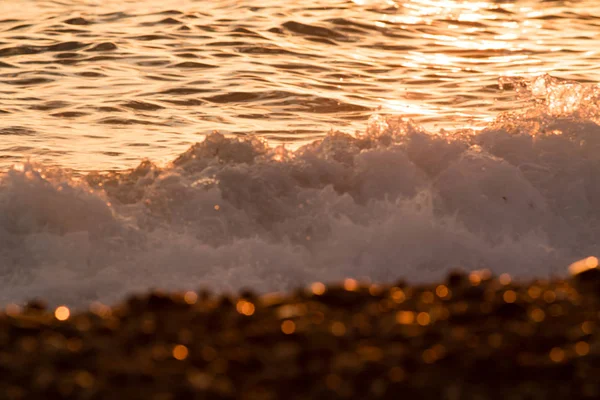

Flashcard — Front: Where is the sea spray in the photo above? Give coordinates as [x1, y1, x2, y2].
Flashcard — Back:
[1, 75, 600, 307]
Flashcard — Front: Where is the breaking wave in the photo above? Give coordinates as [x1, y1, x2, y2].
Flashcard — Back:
[2, 74, 600, 306]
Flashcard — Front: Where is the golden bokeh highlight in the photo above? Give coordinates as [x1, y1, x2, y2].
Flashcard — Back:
[173, 344, 189, 360]
[543, 291, 556, 303]
[75, 371, 95, 388]
[422, 348, 437, 364]
[499, 273, 512, 285]
[54, 306, 70, 321]
[281, 320, 296, 335]
[503, 290, 517, 304]
[236, 300, 255, 316]
[529, 308, 545, 322]
[568, 256, 598, 276]
[390, 288, 406, 303]
[187, 369, 212, 390]
[549, 347, 565, 363]
[357, 345, 383, 362]
[575, 341, 590, 356]
[528, 286, 542, 299]
[421, 291, 435, 304]
[396, 311, 415, 325]
[311, 282, 326, 296]
[582, 321, 593, 335]
[417, 312, 431, 326]
[331, 321, 346, 336]
[469, 272, 482, 286]
[344, 278, 358, 291]
[184, 291, 198, 305]
[422, 344, 445, 364]
[435, 285, 449, 299]
[368, 284, 383, 296]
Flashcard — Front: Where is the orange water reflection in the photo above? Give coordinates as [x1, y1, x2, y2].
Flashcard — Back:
[0, 0, 599, 169]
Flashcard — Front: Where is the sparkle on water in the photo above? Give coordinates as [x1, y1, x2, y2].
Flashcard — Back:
[1, 0, 600, 169]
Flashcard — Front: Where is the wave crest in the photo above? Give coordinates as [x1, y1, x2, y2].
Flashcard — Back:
[2, 75, 600, 306]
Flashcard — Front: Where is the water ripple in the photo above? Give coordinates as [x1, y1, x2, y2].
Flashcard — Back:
[0, 0, 599, 169]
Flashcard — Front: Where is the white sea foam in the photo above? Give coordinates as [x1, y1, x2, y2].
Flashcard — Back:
[2, 75, 600, 307]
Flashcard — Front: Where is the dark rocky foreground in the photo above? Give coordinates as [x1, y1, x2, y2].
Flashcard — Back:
[2, 269, 600, 400]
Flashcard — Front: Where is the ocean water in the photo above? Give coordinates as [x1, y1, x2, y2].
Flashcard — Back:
[1, 0, 600, 306]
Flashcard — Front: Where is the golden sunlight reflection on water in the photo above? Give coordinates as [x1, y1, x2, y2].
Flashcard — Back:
[0, 0, 599, 170]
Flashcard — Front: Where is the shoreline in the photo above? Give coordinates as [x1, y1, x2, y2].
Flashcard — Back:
[2, 269, 599, 399]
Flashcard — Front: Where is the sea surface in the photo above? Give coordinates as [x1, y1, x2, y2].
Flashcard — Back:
[1, 0, 600, 306]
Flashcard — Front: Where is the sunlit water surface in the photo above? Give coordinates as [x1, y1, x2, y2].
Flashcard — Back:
[1, 0, 599, 169]
[2, 0, 600, 306]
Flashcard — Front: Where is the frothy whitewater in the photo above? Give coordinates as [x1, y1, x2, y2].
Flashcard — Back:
[2, 75, 600, 306]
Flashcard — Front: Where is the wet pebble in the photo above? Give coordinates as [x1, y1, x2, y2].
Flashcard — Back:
[1, 273, 599, 399]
